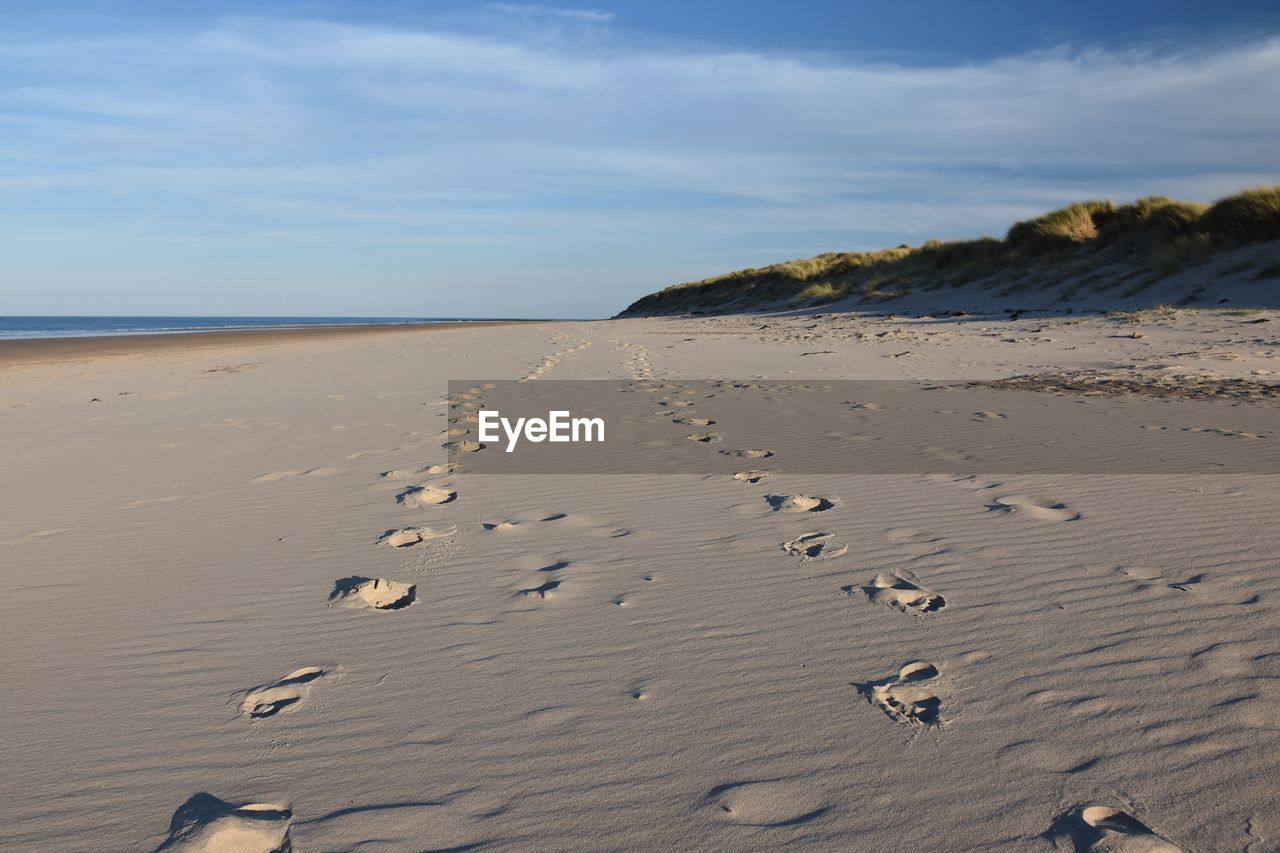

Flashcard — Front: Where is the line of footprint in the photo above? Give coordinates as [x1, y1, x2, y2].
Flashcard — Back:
[522, 332, 593, 381]
[636, 378, 1179, 851]
[645, 381, 949, 720]
[191, 374, 1171, 849]
[161, 384, 517, 848]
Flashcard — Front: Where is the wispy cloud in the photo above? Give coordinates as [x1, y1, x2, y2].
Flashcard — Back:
[0, 18, 1277, 315]
[487, 4, 615, 23]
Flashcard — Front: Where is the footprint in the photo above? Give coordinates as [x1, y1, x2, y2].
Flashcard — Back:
[157, 794, 292, 851]
[768, 494, 837, 513]
[1167, 573, 1207, 592]
[704, 780, 830, 827]
[378, 526, 456, 548]
[329, 577, 417, 610]
[721, 448, 774, 459]
[626, 679, 654, 701]
[733, 470, 770, 484]
[686, 432, 722, 444]
[988, 495, 1080, 522]
[1184, 426, 1263, 439]
[481, 520, 521, 533]
[861, 661, 943, 726]
[453, 439, 485, 453]
[781, 532, 848, 560]
[676, 417, 716, 426]
[857, 572, 946, 614]
[518, 580, 562, 599]
[237, 667, 325, 718]
[251, 470, 302, 483]
[1046, 804, 1183, 851]
[397, 485, 457, 506]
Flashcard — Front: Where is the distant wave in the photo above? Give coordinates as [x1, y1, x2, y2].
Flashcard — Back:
[0, 316, 509, 341]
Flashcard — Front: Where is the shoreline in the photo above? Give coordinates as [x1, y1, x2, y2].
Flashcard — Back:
[0, 319, 545, 366]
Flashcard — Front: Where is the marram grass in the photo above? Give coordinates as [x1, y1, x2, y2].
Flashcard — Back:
[620, 186, 1280, 316]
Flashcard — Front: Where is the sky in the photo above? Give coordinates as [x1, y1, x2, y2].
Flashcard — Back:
[2, 2, 1279, 319]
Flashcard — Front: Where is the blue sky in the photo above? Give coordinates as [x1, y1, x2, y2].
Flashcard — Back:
[2, 2, 1279, 318]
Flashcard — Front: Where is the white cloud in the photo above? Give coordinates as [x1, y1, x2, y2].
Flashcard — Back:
[487, 4, 615, 23]
[0, 18, 1277, 315]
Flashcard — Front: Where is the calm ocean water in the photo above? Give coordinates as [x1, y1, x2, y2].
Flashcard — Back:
[0, 316, 497, 341]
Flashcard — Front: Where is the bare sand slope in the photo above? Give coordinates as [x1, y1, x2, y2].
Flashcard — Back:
[1, 311, 1278, 851]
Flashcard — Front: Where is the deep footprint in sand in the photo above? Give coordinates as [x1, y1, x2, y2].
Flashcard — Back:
[378, 526, 456, 547]
[722, 448, 775, 459]
[482, 520, 522, 533]
[518, 579, 563, 599]
[733, 470, 770, 484]
[988, 495, 1080, 522]
[769, 494, 837, 513]
[381, 467, 424, 480]
[397, 485, 457, 506]
[1047, 804, 1184, 852]
[238, 667, 326, 718]
[329, 577, 417, 610]
[686, 432, 723, 444]
[676, 417, 716, 426]
[704, 779, 830, 827]
[781, 532, 848, 560]
[861, 661, 944, 726]
[158, 793, 292, 851]
[858, 571, 946, 614]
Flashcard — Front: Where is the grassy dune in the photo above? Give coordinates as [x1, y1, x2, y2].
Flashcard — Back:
[618, 186, 1280, 316]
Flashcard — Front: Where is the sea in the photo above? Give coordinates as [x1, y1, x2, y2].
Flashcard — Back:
[0, 316, 501, 341]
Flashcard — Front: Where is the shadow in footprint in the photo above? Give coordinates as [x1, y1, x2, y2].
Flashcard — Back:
[481, 521, 521, 532]
[853, 572, 946, 614]
[330, 577, 417, 610]
[704, 780, 831, 828]
[987, 495, 1080, 522]
[239, 667, 326, 719]
[1168, 573, 1206, 592]
[856, 661, 943, 727]
[782, 532, 848, 560]
[1044, 804, 1183, 851]
[767, 494, 836, 513]
[720, 448, 774, 459]
[396, 485, 457, 507]
[518, 580, 561, 599]
[379, 526, 455, 547]
[156, 793, 292, 852]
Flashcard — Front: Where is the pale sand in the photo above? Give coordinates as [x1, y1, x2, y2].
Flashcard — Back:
[1, 311, 1278, 850]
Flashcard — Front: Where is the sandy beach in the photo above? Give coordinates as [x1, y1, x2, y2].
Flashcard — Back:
[2, 311, 1278, 851]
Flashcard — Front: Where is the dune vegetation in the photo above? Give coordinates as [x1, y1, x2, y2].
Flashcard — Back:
[618, 186, 1280, 316]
